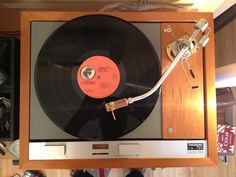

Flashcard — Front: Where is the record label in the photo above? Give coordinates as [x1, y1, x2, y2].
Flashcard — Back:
[77, 55, 120, 99]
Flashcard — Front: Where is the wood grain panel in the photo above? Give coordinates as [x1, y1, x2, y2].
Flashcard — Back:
[0, 8, 20, 32]
[19, 11, 31, 168]
[22, 11, 211, 22]
[161, 23, 204, 139]
[203, 16, 218, 165]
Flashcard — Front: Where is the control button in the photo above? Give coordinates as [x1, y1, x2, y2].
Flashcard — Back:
[43, 145, 66, 157]
[118, 144, 140, 156]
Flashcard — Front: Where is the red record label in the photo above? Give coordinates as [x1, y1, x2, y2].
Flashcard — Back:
[77, 56, 120, 99]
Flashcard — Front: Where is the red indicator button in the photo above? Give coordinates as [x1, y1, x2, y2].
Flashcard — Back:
[92, 144, 109, 150]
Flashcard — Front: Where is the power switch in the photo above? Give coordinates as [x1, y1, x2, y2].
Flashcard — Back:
[118, 144, 140, 156]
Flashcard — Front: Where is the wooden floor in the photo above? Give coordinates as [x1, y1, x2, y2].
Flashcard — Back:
[0, 155, 236, 177]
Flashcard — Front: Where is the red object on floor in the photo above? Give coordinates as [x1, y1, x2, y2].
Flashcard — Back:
[218, 124, 235, 155]
[99, 169, 105, 177]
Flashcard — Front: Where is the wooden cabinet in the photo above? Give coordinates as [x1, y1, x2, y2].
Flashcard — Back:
[20, 11, 217, 168]
[161, 23, 205, 139]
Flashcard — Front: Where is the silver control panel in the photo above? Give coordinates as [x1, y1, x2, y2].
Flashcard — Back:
[29, 140, 207, 160]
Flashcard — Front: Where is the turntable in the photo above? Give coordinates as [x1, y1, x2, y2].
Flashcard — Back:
[20, 11, 217, 168]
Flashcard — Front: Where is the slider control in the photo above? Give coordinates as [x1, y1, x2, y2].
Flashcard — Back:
[44, 145, 66, 157]
[119, 144, 140, 156]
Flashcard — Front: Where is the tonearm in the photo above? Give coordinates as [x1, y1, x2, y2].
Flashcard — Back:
[105, 19, 211, 120]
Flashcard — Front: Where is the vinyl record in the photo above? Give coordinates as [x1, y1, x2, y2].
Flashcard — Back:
[35, 14, 161, 140]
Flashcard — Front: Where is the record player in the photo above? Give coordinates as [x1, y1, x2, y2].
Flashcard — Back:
[20, 11, 217, 168]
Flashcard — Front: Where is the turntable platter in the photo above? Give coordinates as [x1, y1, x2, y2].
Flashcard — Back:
[35, 15, 161, 140]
